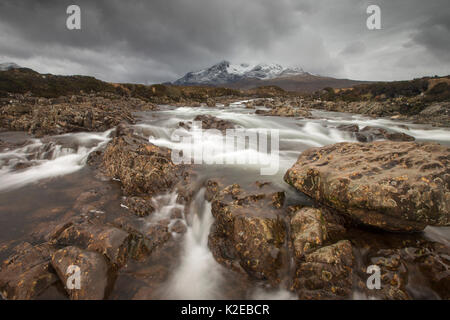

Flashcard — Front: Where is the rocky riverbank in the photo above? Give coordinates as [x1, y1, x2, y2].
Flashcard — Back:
[0, 95, 449, 300]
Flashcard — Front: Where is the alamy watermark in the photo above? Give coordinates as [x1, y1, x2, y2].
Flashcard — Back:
[168, 122, 280, 175]
[366, 265, 381, 290]
[66, 265, 81, 290]
[366, 5, 381, 30]
[66, 5, 81, 30]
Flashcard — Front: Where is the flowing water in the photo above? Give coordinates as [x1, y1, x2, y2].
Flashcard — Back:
[0, 101, 449, 299]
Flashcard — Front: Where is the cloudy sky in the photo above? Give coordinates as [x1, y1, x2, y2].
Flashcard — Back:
[0, 0, 449, 84]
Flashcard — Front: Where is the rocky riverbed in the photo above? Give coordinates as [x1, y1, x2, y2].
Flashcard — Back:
[0, 97, 449, 300]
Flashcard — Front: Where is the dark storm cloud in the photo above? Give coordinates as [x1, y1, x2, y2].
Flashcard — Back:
[0, 0, 449, 83]
[411, 13, 450, 62]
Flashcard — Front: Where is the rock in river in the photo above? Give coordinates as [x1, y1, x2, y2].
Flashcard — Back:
[51, 246, 110, 300]
[207, 181, 288, 284]
[284, 141, 450, 232]
[102, 125, 187, 196]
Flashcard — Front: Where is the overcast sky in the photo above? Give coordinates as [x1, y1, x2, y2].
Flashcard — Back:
[0, 0, 449, 84]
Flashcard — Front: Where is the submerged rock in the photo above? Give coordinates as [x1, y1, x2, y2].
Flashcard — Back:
[284, 141, 450, 232]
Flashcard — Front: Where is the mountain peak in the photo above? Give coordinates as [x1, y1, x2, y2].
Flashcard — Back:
[173, 61, 306, 86]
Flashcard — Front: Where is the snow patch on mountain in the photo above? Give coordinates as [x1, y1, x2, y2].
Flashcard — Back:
[0, 62, 21, 71]
[173, 61, 306, 85]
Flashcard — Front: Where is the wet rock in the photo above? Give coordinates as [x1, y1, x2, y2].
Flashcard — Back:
[112, 216, 171, 260]
[337, 124, 415, 142]
[52, 221, 132, 268]
[413, 102, 450, 127]
[284, 141, 450, 232]
[123, 196, 155, 217]
[170, 220, 187, 234]
[255, 106, 311, 118]
[86, 150, 104, 168]
[102, 127, 184, 196]
[179, 115, 235, 132]
[0, 242, 58, 300]
[351, 231, 450, 300]
[245, 101, 255, 109]
[206, 98, 216, 107]
[290, 207, 327, 259]
[293, 240, 354, 299]
[356, 126, 415, 142]
[337, 124, 359, 132]
[208, 182, 287, 283]
[51, 246, 109, 300]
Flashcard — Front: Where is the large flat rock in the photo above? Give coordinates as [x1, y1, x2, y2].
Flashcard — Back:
[284, 141, 450, 232]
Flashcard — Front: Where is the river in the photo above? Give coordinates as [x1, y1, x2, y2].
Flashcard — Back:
[0, 100, 449, 299]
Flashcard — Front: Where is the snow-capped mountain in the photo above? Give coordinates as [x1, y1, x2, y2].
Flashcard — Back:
[173, 60, 306, 85]
[0, 62, 21, 71]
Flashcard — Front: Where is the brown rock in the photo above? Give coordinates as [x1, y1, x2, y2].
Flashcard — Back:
[208, 182, 287, 283]
[293, 240, 354, 299]
[51, 246, 109, 300]
[0, 243, 57, 300]
[102, 127, 183, 196]
[284, 141, 450, 232]
[53, 222, 132, 268]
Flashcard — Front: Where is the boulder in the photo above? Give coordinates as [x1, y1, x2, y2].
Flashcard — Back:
[0, 243, 57, 300]
[102, 127, 185, 196]
[284, 141, 450, 232]
[208, 182, 287, 283]
[51, 246, 109, 300]
[289, 207, 346, 259]
[293, 240, 354, 299]
[52, 221, 132, 268]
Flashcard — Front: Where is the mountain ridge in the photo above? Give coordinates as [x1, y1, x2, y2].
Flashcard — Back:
[173, 60, 307, 86]
[173, 60, 369, 92]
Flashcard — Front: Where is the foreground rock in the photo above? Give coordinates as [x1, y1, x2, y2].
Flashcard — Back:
[51, 246, 109, 300]
[351, 229, 450, 300]
[102, 126, 187, 196]
[207, 181, 287, 284]
[0, 243, 57, 299]
[293, 240, 354, 299]
[289, 207, 346, 259]
[284, 141, 450, 232]
[52, 221, 132, 268]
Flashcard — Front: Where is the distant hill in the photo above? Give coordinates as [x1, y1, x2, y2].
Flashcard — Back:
[225, 73, 369, 93]
[0, 67, 276, 102]
[313, 75, 450, 103]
